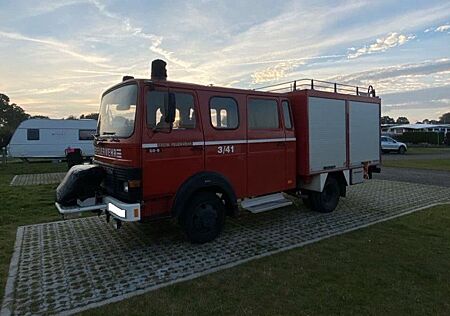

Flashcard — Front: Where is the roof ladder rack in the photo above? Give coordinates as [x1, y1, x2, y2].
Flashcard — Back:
[255, 79, 377, 97]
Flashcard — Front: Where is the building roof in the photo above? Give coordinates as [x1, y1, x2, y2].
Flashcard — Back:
[17, 119, 97, 129]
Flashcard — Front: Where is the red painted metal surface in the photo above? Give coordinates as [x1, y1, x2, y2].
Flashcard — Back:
[94, 79, 381, 219]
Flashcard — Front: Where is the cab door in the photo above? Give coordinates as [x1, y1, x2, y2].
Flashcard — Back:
[200, 92, 247, 198]
[142, 86, 204, 216]
[246, 96, 286, 196]
[281, 99, 296, 189]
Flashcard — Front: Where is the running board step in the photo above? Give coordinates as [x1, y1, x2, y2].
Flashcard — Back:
[241, 193, 292, 214]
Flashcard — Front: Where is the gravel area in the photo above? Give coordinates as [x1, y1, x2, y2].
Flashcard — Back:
[2, 180, 450, 316]
[374, 167, 450, 187]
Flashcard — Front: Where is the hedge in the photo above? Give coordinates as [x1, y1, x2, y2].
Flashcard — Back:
[395, 131, 447, 145]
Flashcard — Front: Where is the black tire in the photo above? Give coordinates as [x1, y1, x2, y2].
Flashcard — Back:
[299, 190, 312, 208]
[398, 146, 406, 154]
[302, 196, 312, 208]
[309, 177, 340, 213]
[180, 192, 225, 244]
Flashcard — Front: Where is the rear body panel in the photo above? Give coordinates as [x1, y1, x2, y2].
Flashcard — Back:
[308, 97, 346, 173]
[289, 89, 381, 177]
[348, 101, 380, 167]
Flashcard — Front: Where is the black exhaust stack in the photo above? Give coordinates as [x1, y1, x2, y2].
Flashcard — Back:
[151, 59, 167, 81]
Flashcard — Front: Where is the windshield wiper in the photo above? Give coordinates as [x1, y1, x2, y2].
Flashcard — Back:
[102, 131, 116, 135]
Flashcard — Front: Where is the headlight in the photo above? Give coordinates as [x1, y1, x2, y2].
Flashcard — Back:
[123, 181, 129, 192]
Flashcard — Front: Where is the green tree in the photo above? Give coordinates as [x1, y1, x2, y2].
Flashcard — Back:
[439, 112, 450, 124]
[0, 94, 30, 148]
[396, 116, 410, 124]
[30, 115, 50, 119]
[381, 116, 395, 124]
[80, 113, 99, 120]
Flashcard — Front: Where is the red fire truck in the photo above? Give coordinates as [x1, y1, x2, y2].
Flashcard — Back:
[56, 59, 381, 243]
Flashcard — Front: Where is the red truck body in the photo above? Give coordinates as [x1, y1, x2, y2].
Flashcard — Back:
[58, 60, 381, 243]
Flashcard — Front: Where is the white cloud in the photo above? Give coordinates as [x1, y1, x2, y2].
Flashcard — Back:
[0, 30, 111, 67]
[332, 59, 450, 83]
[89, 0, 191, 69]
[348, 32, 415, 59]
[435, 24, 450, 32]
[15, 0, 89, 18]
[251, 61, 304, 84]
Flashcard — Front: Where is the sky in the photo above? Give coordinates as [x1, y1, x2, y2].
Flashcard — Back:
[0, 0, 449, 122]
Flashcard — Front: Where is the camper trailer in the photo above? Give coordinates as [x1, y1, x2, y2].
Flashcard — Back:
[8, 119, 97, 159]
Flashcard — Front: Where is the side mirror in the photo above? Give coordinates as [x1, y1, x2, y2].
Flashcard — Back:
[165, 92, 176, 124]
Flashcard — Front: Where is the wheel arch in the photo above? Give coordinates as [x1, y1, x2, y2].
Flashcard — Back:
[171, 171, 239, 218]
[329, 171, 347, 197]
[299, 170, 347, 197]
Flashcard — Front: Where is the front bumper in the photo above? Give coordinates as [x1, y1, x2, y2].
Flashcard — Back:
[55, 195, 141, 222]
[104, 196, 141, 221]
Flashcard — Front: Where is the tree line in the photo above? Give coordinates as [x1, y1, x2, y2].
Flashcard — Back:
[381, 114, 450, 125]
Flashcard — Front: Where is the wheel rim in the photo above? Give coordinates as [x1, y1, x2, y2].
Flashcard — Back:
[192, 202, 217, 234]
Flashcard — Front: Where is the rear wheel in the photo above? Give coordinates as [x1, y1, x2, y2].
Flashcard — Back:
[398, 146, 406, 154]
[180, 192, 225, 244]
[301, 195, 312, 208]
[309, 177, 340, 213]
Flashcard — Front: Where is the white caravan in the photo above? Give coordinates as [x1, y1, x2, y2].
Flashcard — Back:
[7, 119, 97, 159]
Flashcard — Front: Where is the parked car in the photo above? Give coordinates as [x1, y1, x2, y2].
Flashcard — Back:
[381, 136, 407, 154]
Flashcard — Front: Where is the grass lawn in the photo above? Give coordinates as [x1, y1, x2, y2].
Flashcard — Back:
[0, 161, 67, 299]
[1, 161, 449, 315]
[383, 159, 450, 171]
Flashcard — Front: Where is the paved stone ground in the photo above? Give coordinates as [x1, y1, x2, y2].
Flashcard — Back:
[2, 180, 450, 316]
[9, 173, 66, 186]
[374, 167, 450, 187]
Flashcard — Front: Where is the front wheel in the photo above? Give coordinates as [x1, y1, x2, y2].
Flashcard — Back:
[309, 177, 340, 213]
[398, 146, 406, 154]
[180, 192, 225, 244]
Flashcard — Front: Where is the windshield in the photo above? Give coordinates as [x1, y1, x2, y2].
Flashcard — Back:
[98, 84, 137, 138]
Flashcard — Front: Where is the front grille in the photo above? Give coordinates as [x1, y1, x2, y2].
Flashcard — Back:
[95, 162, 141, 202]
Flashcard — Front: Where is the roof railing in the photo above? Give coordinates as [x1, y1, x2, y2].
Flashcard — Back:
[255, 79, 376, 97]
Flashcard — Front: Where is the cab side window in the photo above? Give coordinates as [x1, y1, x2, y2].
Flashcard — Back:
[248, 98, 279, 129]
[210, 97, 239, 129]
[281, 101, 292, 129]
[147, 91, 196, 129]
